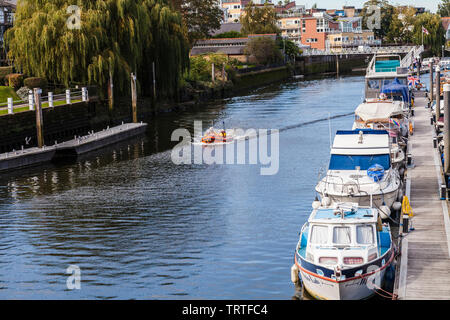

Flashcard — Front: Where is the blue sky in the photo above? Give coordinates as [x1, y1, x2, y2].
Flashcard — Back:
[296, 0, 441, 12]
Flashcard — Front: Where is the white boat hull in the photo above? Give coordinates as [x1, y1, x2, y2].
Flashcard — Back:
[299, 268, 387, 300]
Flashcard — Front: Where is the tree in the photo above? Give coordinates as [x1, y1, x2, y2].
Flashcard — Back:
[278, 38, 301, 59]
[170, 0, 223, 45]
[413, 12, 446, 56]
[5, 0, 190, 99]
[213, 31, 243, 39]
[240, 1, 280, 35]
[360, 0, 394, 41]
[438, 0, 450, 17]
[244, 37, 283, 65]
[386, 6, 417, 44]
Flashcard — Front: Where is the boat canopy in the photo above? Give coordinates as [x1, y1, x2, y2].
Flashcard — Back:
[375, 60, 400, 73]
[332, 130, 390, 155]
[380, 78, 410, 104]
[355, 101, 404, 122]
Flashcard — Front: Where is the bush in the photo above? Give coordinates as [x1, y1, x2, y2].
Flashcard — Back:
[0, 66, 13, 83]
[244, 37, 283, 66]
[24, 77, 48, 89]
[5, 73, 24, 89]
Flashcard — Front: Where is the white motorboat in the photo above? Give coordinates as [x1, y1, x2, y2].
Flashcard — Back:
[292, 202, 396, 300]
[352, 100, 409, 170]
[315, 130, 402, 218]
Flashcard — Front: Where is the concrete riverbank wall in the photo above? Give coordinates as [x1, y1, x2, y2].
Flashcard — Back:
[0, 54, 368, 153]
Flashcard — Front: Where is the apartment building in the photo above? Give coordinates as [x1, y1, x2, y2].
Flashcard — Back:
[300, 12, 340, 50]
[276, 4, 306, 44]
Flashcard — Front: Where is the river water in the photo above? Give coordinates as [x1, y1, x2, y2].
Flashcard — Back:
[0, 75, 369, 299]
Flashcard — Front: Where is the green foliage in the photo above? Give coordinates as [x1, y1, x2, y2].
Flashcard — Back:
[24, 77, 48, 89]
[5, 74, 24, 89]
[244, 37, 283, 66]
[212, 31, 243, 39]
[185, 54, 239, 82]
[240, 1, 280, 35]
[413, 12, 446, 56]
[278, 38, 301, 58]
[386, 6, 416, 43]
[170, 0, 223, 45]
[438, 0, 450, 17]
[5, 0, 189, 99]
[360, 0, 394, 40]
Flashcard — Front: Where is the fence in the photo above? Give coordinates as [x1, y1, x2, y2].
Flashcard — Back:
[0, 87, 89, 116]
[236, 63, 287, 74]
[302, 45, 420, 57]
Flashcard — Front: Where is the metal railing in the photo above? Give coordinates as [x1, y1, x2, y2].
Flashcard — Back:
[0, 87, 89, 116]
[303, 45, 419, 57]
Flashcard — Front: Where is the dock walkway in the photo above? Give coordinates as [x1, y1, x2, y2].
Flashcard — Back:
[396, 96, 450, 299]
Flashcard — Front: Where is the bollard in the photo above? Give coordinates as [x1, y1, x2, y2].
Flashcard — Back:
[431, 116, 435, 125]
[48, 92, 54, 108]
[82, 87, 88, 102]
[407, 153, 412, 166]
[445, 84, 450, 174]
[441, 184, 447, 200]
[28, 90, 35, 111]
[434, 137, 438, 148]
[34, 88, 44, 148]
[402, 215, 409, 233]
[436, 65, 441, 122]
[430, 62, 434, 102]
[131, 73, 137, 123]
[66, 89, 71, 104]
[7, 97, 13, 114]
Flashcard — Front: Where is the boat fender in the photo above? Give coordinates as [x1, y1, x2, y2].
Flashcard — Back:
[291, 264, 299, 284]
[312, 200, 321, 209]
[392, 201, 402, 211]
[321, 197, 331, 207]
[379, 206, 391, 219]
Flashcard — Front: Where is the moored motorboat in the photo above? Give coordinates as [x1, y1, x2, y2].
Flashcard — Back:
[315, 130, 402, 218]
[352, 100, 409, 170]
[291, 202, 396, 300]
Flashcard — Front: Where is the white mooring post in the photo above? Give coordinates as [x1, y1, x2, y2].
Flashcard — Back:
[7, 98, 13, 114]
[82, 87, 88, 102]
[28, 90, 35, 110]
[48, 92, 54, 108]
[66, 89, 71, 104]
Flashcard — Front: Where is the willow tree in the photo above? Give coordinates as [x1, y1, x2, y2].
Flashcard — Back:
[5, 0, 189, 99]
[413, 12, 446, 57]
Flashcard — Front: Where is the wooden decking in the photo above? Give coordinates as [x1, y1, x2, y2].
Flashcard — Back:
[396, 96, 450, 300]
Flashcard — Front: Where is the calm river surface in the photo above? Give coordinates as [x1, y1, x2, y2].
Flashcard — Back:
[0, 75, 368, 299]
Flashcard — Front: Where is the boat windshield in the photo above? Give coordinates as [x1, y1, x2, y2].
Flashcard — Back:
[329, 154, 390, 171]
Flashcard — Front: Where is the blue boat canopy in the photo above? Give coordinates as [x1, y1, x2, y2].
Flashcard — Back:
[380, 78, 410, 103]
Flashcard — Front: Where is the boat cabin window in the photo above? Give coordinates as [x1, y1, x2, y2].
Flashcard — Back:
[310, 225, 328, 244]
[356, 225, 374, 244]
[329, 154, 391, 171]
[333, 227, 351, 245]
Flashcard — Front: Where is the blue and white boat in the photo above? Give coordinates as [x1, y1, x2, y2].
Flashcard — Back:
[315, 130, 402, 218]
[291, 203, 395, 300]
